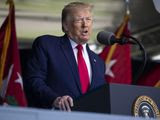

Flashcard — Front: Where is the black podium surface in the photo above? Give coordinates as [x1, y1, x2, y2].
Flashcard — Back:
[72, 83, 160, 116]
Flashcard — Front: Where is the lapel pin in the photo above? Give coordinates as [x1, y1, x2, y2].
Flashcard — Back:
[94, 59, 96, 63]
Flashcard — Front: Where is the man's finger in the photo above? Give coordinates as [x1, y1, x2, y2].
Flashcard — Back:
[60, 100, 66, 111]
[67, 96, 73, 107]
[64, 99, 71, 112]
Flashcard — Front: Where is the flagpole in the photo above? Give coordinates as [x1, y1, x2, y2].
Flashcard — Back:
[105, 1, 130, 64]
[0, 0, 13, 90]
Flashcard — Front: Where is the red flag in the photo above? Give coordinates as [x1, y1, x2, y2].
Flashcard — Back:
[99, 15, 132, 84]
[137, 63, 160, 88]
[0, 0, 27, 106]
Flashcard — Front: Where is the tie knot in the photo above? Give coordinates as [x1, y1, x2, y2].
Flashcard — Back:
[76, 44, 83, 51]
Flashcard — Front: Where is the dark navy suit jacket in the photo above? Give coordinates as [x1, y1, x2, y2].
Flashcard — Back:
[25, 34, 106, 108]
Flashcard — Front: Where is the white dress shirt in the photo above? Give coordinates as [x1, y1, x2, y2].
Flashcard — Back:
[69, 39, 92, 83]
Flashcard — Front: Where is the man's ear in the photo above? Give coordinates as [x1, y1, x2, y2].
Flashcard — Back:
[63, 22, 68, 32]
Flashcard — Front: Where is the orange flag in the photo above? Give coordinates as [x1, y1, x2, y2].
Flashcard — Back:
[99, 15, 132, 84]
[0, 0, 27, 106]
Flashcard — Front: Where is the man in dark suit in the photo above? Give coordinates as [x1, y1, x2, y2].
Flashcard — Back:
[25, 2, 106, 111]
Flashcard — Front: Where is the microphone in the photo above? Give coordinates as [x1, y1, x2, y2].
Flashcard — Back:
[97, 31, 135, 45]
[97, 31, 147, 84]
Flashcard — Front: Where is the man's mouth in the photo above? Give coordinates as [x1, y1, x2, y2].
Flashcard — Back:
[82, 30, 88, 36]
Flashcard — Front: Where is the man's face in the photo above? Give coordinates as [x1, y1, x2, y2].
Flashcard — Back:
[64, 8, 93, 44]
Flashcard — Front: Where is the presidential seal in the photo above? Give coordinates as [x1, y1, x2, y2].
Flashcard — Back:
[133, 95, 160, 119]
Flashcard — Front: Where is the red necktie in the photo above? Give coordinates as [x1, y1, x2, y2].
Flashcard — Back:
[76, 44, 90, 94]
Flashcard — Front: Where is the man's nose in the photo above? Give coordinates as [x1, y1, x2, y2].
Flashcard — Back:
[81, 18, 88, 26]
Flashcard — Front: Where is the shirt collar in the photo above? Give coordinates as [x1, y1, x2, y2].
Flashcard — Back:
[69, 38, 87, 50]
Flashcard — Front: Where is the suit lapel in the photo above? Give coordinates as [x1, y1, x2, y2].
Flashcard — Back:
[86, 45, 98, 90]
[60, 35, 81, 93]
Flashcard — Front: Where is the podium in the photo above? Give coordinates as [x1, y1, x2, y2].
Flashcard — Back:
[72, 83, 160, 117]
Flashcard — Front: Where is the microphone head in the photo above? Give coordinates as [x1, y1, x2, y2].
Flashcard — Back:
[97, 31, 116, 45]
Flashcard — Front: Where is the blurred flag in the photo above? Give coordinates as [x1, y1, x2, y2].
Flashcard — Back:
[137, 62, 160, 88]
[0, 0, 27, 106]
[99, 15, 132, 84]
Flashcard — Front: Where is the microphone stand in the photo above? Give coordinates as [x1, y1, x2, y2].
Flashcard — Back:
[125, 35, 147, 84]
